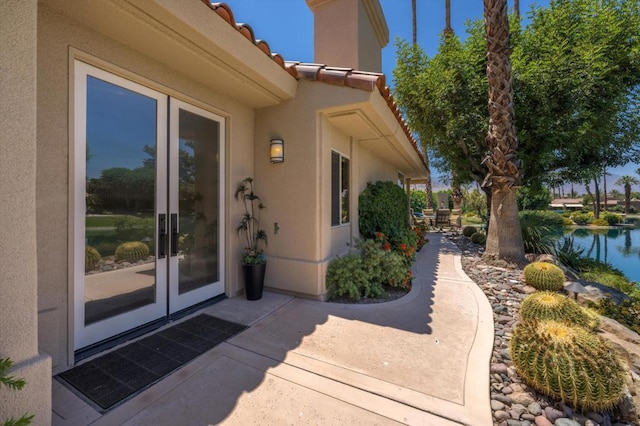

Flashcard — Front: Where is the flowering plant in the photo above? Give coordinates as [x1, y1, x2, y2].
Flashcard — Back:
[235, 177, 267, 265]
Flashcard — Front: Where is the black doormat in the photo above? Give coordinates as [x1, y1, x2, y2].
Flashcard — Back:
[57, 314, 247, 411]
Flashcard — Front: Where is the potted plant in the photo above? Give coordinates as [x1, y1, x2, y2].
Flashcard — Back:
[235, 177, 267, 300]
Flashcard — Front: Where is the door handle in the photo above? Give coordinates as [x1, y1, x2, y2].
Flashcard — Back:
[158, 214, 166, 259]
[170, 213, 178, 256]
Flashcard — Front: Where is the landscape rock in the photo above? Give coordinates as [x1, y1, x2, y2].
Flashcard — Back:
[554, 419, 581, 426]
[534, 416, 553, 426]
[452, 234, 638, 426]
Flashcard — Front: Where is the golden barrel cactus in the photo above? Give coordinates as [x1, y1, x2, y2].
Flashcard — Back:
[115, 241, 150, 262]
[523, 261, 565, 291]
[85, 246, 101, 272]
[510, 320, 624, 411]
[520, 292, 599, 330]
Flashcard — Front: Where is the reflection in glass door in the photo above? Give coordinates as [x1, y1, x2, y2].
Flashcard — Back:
[74, 62, 168, 349]
[74, 62, 225, 350]
[169, 100, 224, 313]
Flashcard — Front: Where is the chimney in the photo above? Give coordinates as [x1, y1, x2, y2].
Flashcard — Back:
[306, 0, 389, 73]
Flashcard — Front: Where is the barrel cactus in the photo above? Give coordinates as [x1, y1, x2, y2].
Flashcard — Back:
[115, 241, 150, 262]
[470, 232, 486, 245]
[520, 292, 599, 330]
[511, 320, 625, 411]
[523, 261, 565, 291]
[85, 246, 101, 272]
[462, 226, 478, 237]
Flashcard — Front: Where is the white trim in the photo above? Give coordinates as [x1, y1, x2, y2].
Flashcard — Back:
[73, 60, 168, 349]
[331, 149, 351, 227]
[168, 99, 225, 313]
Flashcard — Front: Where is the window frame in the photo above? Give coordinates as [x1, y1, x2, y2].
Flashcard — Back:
[331, 150, 350, 227]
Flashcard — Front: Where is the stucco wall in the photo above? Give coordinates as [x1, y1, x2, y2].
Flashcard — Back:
[37, 4, 257, 372]
[255, 80, 407, 299]
[1, 1, 52, 424]
[356, 0, 383, 72]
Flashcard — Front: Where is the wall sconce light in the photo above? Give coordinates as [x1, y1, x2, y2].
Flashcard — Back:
[270, 138, 284, 163]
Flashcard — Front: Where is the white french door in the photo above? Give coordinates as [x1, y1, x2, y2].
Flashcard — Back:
[73, 61, 224, 350]
[168, 99, 225, 314]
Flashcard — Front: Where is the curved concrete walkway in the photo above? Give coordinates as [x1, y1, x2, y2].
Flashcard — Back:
[53, 234, 494, 425]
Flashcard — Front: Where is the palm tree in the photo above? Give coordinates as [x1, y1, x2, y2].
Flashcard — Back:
[410, 0, 434, 209]
[609, 189, 622, 200]
[615, 175, 640, 214]
[444, 0, 453, 35]
[482, 0, 525, 263]
[514, 0, 520, 19]
[412, 0, 417, 44]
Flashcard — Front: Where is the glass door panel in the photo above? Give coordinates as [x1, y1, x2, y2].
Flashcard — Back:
[169, 100, 224, 313]
[74, 61, 167, 349]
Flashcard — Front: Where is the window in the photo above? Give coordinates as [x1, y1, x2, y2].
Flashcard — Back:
[331, 151, 350, 226]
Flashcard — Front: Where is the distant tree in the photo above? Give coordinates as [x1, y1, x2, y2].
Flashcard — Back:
[410, 189, 427, 213]
[463, 188, 488, 220]
[517, 185, 552, 211]
[609, 189, 622, 200]
[394, 0, 640, 216]
[616, 175, 640, 214]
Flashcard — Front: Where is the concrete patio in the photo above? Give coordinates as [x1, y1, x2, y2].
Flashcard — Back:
[52, 234, 494, 425]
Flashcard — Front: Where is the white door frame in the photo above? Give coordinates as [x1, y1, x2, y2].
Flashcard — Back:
[72, 61, 226, 350]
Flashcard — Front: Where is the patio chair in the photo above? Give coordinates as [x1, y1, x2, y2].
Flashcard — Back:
[434, 209, 451, 231]
[422, 208, 435, 226]
[449, 209, 462, 232]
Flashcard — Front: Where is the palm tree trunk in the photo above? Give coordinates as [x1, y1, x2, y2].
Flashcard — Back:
[482, 0, 525, 264]
[444, 0, 453, 35]
[625, 183, 631, 214]
[593, 178, 601, 219]
[412, 0, 417, 44]
[514, 0, 520, 19]
[452, 171, 462, 209]
[603, 165, 608, 212]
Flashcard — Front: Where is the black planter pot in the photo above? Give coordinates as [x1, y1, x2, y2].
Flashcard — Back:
[241, 263, 266, 300]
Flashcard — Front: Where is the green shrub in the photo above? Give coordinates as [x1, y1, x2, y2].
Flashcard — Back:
[115, 241, 150, 262]
[555, 236, 585, 270]
[601, 212, 622, 226]
[562, 217, 574, 226]
[519, 210, 564, 233]
[589, 298, 640, 334]
[362, 234, 412, 288]
[581, 270, 636, 294]
[571, 213, 592, 225]
[523, 261, 565, 291]
[520, 292, 599, 330]
[561, 211, 573, 218]
[519, 210, 564, 254]
[462, 226, 478, 237]
[0, 358, 33, 425]
[470, 232, 486, 245]
[114, 216, 154, 241]
[326, 255, 369, 300]
[591, 218, 609, 226]
[359, 181, 409, 242]
[327, 235, 413, 301]
[410, 190, 427, 213]
[85, 246, 101, 272]
[510, 320, 625, 411]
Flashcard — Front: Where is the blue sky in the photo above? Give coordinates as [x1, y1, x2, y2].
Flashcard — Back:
[223, 0, 638, 189]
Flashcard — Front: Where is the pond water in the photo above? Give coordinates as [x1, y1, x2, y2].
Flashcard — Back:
[566, 218, 640, 283]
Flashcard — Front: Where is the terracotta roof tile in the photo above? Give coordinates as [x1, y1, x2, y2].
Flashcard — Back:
[200, 2, 425, 171]
[203, 1, 297, 77]
[286, 62, 427, 170]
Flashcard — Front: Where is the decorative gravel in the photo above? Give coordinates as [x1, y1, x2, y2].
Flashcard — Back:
[450, 234, 636, 426]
